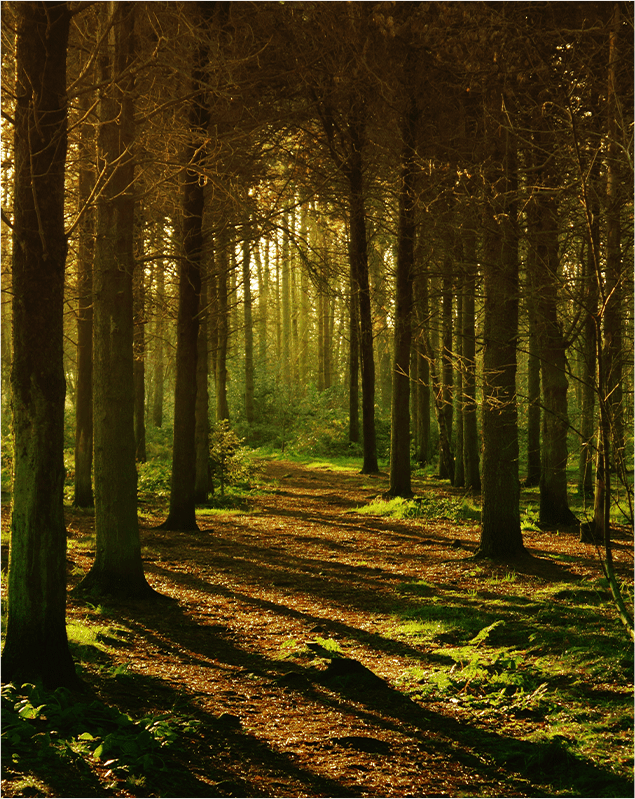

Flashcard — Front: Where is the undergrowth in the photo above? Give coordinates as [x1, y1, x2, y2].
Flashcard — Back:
[392, 575, 634, 794]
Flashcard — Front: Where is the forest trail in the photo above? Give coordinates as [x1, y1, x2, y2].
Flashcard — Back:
[24, 460, 634, 796]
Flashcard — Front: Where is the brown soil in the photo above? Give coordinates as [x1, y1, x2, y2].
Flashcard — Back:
[3, 460, 634, 797]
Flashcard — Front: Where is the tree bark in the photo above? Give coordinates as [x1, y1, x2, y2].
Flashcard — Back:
[453, 272, 465, 488]
[73, 91, 95, 507]
[133, 237, 146, 463]
[461, 227, 480, 490]
[243, 227, 255, 424]
[531, 190, 577, 527]
[194, 268, 210, 503]
[477, 105, 525, 559]
[438, 252, 454, 481]
[388, 85, 418, 498]
[215, 225, 230, 422]
[3, 0, 78, 688]
[160, 17, 210, 530]
[152, 256, 165, 428]
[525, 290, 541, 487]
[348, 263, 360, 443]
[77, 2, 156, 597]
[349, 120, 378, 473]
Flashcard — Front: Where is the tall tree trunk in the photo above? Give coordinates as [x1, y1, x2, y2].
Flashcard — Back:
[438, 252, 454, 481]
[349, 120, 378, 473]
[348, 268, 360, 443]
[531, 190, 577, 527]
[78, 2, 156, 596]
[194, 269, 210, 503]
[133, 235, 146, 463]
[525, 289, 541, 487]
[299, 205, 310, 387]
[578, 203, 599, 497]
[281, 213, 292, 390]
[388, 84, 418, 498]
[160, 4, 211, 530]
[254, 241, 268, 369]
[152, 256, 165, 428]
[322, 288, 332, 390]
[603, 1, 624, 476]
[414, 265, 431, 466]
[243, 228, 255, 424]
[74, 91, 95, 507]
[3, 0, 78, 688]
[453, 273, 465, 488]
[215, 225, 230, 422]
[462, 227, 480, 490]
[477, 106, 525, 559]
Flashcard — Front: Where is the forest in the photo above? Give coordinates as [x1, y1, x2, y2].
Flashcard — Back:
[0, 1, 633, 797]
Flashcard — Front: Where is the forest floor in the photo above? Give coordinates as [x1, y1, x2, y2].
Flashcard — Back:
[1, 458, 634, 798]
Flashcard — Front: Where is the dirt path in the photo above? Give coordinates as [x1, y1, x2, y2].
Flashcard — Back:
[54, 460, 632, 797]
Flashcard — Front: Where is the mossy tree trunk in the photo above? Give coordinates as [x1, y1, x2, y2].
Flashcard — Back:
[3, 1, 78, 688]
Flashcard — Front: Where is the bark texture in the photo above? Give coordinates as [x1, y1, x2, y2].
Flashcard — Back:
[3, 1, 78, 688]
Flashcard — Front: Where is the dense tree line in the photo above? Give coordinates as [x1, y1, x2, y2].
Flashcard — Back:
[1, 1, 632, 685]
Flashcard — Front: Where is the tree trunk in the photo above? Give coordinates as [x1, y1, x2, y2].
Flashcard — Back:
[578, 204, 599, 497]
[477, 109, 525, 559]
[388, 86, 418, 498]
[77, 2, 156, 597]
[462, 228, 480, 490]
[348, 268, 360, 443]
[194, 269, 210, 504]
[603, 1, 624, 477]
[3, 0, 78, 688]
[525, 290, 541, 487]
[215, 225, 230, 422]
[73, 91, 95, 507]
[348, 120, 378, 474]
[160, 19, 210, 530]
[152, 257, 165, 428]
[531, 191, 577, 527]
[133, 237, 146, 463]
[453, 274, 465, 488]
[243, 228, 255, 425]
[281, 214, 292, 390]
[438, 254, 454, 481]
[414, 250, 431, 466]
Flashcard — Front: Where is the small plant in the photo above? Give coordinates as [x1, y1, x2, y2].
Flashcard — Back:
[521, 505, 542, 532]
[357, 495, 477, 523]
[209, 420, 257, 498]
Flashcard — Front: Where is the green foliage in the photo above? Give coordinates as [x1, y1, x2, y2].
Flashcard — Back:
[521, 505, 542, 532]
[392, 573, 633, 791]
[357, 494, 478, 522]
[1, 429, 12, 497]
[1, 681, 198, 785]
[209, 420, 258, 498]
[137, 460, 171, 498]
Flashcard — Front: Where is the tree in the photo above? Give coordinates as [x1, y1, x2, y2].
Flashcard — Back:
[77, 2, 157, 597]
[159, 2, 211, 531]
[388, 43, 419, 498]
[477, 84, 525, 559]
[2, 0, 78, 687]
[73, 90, 95, 507]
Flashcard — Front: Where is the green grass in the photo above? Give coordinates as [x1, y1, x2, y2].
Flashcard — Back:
[388, 573, 633, 793]
[356, 494, 479, 522]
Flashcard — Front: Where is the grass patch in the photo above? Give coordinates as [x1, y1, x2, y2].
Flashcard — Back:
[357, 495, 478, 522]
[390, 573, 633, 792]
